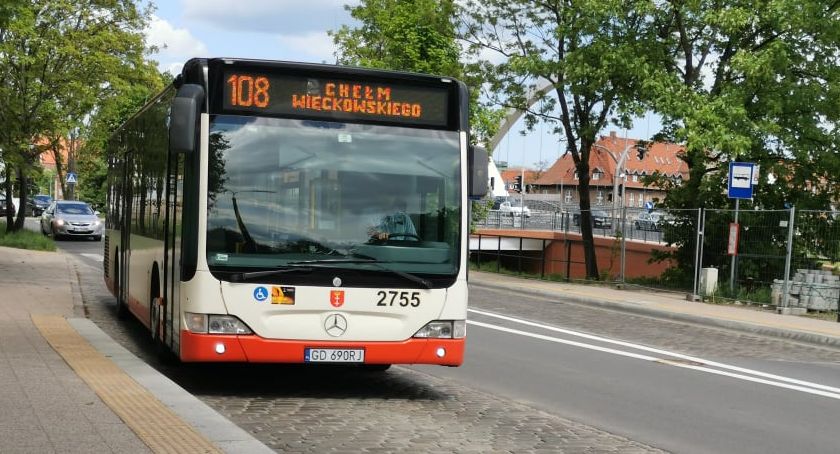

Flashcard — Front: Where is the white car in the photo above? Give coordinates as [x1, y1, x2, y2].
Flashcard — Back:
[40, 200, 103, 241]
[498, 201, 531, 217]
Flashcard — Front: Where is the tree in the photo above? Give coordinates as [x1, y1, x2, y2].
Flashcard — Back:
[0, 0, 149, 232]
[650, 1, 840, 211]
[645, 1, 840, 281]
[332, 0, 501, 233]
[331, 0, 462, 77]
[77, 64, 169, 210]
[461, 0, 663, 279]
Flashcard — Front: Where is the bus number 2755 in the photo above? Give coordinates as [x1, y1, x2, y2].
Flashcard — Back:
[376, 291, 420, 307]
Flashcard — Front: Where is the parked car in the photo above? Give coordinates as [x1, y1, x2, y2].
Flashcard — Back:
[32, 194, 53, 216]
[40, 200, 103, 241]
[0, 196, 35, 217]
[499, 200, 531, 217]
[634, 211, 674, 231]
[572, 209, 612, 228]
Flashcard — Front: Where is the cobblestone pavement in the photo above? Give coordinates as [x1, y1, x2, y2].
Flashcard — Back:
[470, 286, 840, 363]
[65, 249, 664, 453]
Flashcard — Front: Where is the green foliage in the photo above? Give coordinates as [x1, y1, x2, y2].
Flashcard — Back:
[332, 0, 462, 77]
[0, 0, 151, 231]
[79, 63, 168, 208]
[331, 0, 499, 147]
[470, 196, 494, 233]
[648, 0, 840, 213]
[461, 0, 665, 279]
[34, 169, 55, 195]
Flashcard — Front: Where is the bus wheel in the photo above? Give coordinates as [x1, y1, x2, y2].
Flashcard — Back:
[150, 296, 176, 363]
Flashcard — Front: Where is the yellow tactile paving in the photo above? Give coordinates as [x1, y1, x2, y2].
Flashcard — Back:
[32, 315, 221, 454]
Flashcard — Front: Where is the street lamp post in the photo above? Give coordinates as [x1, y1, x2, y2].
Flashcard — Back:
[592, 142, 635, 220]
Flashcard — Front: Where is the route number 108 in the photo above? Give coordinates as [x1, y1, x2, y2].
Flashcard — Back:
[227, 74, 270, 108]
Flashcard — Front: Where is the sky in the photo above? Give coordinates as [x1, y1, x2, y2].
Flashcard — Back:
[144, 0, 660, 170]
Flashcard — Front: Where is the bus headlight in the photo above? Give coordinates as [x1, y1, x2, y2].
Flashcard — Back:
[208, 315, 252, 335]
[414, 320, 466, 339]
[185, 313, 252, 335]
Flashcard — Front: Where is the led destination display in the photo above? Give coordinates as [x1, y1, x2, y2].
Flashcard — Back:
[222, 71, 451, 127]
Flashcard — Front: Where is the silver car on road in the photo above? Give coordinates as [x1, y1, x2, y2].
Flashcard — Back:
[40, 200, 103, 241]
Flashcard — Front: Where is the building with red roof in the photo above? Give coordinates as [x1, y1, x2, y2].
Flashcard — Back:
[532, 131, 688, 209]
[500, 167, 541, 194]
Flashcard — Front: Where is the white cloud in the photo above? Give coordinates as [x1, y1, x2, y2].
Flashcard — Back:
[183, 0, 354, 34]
[145, 15, 208, 73]
[278, 32, 337, 63]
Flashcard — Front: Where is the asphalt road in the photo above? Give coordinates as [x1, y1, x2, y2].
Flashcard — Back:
[33, 218, 840, 453]
[414, 286, 840, 454]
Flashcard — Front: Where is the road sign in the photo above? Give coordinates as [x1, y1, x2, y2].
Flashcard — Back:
[727, 162, 754, 199]
[644, 201, 655, 212]
[65, 172, 77, 184]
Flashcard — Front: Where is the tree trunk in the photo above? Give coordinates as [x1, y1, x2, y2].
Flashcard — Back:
[3, 173, 13, 233]
[53, 143, 67, 199]
[577, 170, 600, 280]
[13, 167, 27, 231]
[67, 132, 77, 200]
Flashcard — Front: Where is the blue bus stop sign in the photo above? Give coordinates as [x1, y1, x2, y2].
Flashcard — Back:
[727, 162, 754, 199]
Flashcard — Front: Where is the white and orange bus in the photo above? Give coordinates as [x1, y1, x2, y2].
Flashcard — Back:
[104, 58, 486, 368]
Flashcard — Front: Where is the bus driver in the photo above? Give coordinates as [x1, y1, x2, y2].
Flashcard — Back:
[367, 194, 418, 241]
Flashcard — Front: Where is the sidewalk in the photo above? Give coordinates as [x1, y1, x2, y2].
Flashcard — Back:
[469, 270, 840, 349]
[0, 246, 271, 454]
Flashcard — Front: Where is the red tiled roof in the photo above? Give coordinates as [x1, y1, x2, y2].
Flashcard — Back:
[500, 168, 540, 184]
[35, 136, 71, 169]
[534, 134, 688, 189]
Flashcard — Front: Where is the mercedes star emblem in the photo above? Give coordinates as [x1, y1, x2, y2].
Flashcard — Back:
[332, 276, 342, 287]
[324, 313, 348, 337]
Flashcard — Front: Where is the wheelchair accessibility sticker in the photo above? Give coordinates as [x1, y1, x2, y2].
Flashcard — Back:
[253, 286, 269, 302]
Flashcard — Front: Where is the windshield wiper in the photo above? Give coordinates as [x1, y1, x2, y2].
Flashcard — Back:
[288, 254, 432, 289]
[228, 265, 313, 282]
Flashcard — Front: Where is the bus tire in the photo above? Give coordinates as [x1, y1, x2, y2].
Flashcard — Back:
[150, 273, 176, 364]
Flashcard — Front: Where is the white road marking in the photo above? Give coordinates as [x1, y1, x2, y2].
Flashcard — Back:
[81, 253, 103, 262]
[468, 309, 840, 401]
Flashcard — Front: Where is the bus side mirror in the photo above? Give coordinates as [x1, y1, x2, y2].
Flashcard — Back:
[169, 84, 205, 154]
[468, 145, 489, 199]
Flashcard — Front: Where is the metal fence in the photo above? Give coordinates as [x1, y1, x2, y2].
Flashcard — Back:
[472, 204, 840, 312]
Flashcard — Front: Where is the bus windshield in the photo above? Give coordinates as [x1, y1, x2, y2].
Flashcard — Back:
[205, 115, 461, 279]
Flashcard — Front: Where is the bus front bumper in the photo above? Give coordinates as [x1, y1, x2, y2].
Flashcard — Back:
[179, 330, 464, 366]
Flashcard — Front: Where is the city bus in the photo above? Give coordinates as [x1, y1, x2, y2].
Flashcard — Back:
[103, 58, 486, 367]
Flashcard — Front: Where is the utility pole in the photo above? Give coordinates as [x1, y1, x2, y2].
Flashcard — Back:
[729, 198, 740, 292]
[67, 128, 78, 201]
[520, 166, 525, 229]
[592, 138, 640, 232]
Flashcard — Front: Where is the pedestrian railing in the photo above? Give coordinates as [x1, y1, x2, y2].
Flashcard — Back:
[473, 204, 839, 313]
